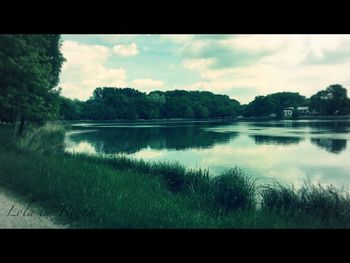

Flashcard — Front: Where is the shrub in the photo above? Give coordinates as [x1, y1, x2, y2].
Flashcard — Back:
[212, 168, 257, 213]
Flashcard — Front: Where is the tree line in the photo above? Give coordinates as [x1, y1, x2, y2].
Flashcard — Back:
[241, 85, 350, 118]
[58, 88, 241, 120]
[59, 84, 350, 121]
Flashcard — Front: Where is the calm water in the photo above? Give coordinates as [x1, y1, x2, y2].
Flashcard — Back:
[65, 120, 350, 189]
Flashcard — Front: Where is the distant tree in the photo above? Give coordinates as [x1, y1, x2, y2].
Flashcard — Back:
[268, 92, 307, 117]
[292, 106, 300, 119]
[243, 96, 274, 117]
[193, 103, 209, 118]
[310, 84, 350, 115]
[59, 96, 82, 120]
[242, 92, 308, 118]
[58, 87, 241, 121]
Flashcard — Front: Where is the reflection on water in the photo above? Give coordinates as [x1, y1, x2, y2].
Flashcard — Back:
[310, 138, 347, 154]
[67, 126, 238, 154]
[65, 120, 350, 189]
[249, 135, 303, 145]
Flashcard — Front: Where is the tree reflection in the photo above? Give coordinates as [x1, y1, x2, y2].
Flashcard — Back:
[68, 126, 239, 154]
[310, 138, 347, 154]
[249, 135, 303, 145]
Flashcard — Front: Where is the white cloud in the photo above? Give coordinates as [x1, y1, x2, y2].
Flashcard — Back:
[159, 35, 193, 44]
[182, 58, 217, 70]
[219, 35, 289, 53]
[180, 35, 350, 103]
[113, 43, 139, 56]
[81, 67, 127, 87]
[182, 39, 211, 57]
[59, 82, 91, 100]
[98, 34, 137, 43]
[131, 78, 165, 92]
[60, 40, 127, 100]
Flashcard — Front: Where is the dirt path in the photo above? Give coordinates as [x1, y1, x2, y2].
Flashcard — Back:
[0, 187, 66, 229]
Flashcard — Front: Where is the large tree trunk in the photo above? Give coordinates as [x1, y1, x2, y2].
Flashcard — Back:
[12, 121, 18, 141]
[12, 108, 19, 141]
[18, 116, 25, 136]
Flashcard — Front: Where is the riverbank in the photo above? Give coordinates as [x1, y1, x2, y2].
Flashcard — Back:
[1, 124, 350, 228]
[55, 115, 350, 126]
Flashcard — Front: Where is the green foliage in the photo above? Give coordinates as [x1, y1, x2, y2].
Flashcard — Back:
[243, 95, 274, 117]
[0, 34, 65, 135]
[62, 87, 241, 120]
[243, 92, 308, 117]
[56, 85, 349, 121]
[310, 84, 350, 115]
[16, 123, 65, 154]
[260, 180, 350, 226]
[212, 168, 257, 212]
[59, 96, 82, 120]
[292, 106, 300, 119]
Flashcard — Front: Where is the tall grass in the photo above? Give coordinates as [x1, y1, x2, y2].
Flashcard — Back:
[67, 154, 257, 214]
[1, 124, 350, 228]
[212, 168, 257, 213]
[260, 180, 350, 227]
[16, 123, 65, 154]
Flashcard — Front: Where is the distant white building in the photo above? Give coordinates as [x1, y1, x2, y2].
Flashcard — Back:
[297, 106, 309, 114]
[283, 107, 294, 117]
[282, 106, 309, 117]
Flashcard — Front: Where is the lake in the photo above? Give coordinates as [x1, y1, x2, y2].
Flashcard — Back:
[64, 120, 350, 189]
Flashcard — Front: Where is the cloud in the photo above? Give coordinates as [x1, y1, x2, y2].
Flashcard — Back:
[60, 40, 127, 100]
[219, 35, 289, 53]
[98, 34, 137, 43]
[182, 58, 217, 70]
[131, 78, 165, 93]
[113, 43, 139, 56]
[159, 34, 193, 44]
[301, 35, 350, 64]
[179, 35, 350, 103]
[59, 82, 91, 100]
[81, 67, 127, 87]
[181, 35, 272, 69]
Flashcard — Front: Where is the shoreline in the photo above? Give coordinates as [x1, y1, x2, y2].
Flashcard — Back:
[56, 115, 350, 124]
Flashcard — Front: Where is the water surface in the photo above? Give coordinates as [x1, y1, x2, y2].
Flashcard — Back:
[65, 120, 350, 189]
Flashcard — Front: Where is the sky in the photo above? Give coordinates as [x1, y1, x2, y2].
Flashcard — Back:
[59, 34, 350, 104]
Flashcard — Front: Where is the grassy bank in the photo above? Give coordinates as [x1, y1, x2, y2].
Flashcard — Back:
[1, 124, 350, 228]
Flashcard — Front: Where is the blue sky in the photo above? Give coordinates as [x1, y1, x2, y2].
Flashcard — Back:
[60, 34, 350, 104]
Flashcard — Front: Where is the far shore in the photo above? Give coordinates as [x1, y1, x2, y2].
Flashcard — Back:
[52, 115, 350, 124]
[3, 115, 350, 128]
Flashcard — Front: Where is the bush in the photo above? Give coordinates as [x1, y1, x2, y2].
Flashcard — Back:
[212, 168, 257, 213]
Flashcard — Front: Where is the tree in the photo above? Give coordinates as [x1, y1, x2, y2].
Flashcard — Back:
[242, 92, 308, 118]
[310, 84, 350, 115]
[193, 103, 209, 118]
[72, 88, 242, 120]
[0, 34, 65, 138]
[59, 96, 82, 120]
[243, 96, 274, 117]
